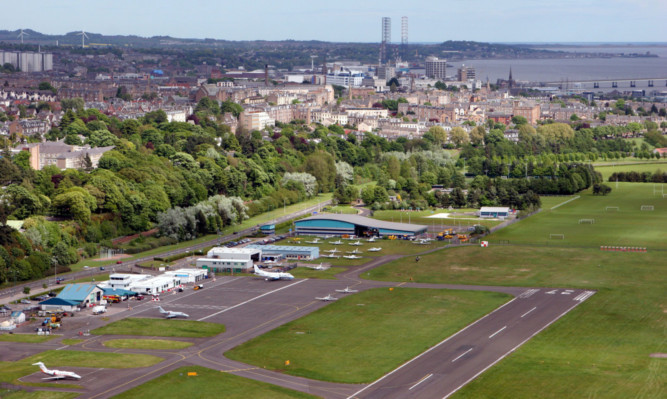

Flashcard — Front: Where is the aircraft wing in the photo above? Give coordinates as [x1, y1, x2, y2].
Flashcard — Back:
[42, 376, 65, 380]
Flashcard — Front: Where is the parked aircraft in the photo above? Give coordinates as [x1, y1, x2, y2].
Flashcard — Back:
[368, 247, 382, 252]
[305, 263, 328, 270]
[346, 249, 362, 254]
[253, 265, 295, 281]
[335, 287, 359, 293]
[305, 238, 321, 244]
[321, 254, 340, 259]
[32, 362, 82, 380]
[413, 239, 431, 245]
[316, 294, 338, 301]
[349, 240, 363, 246]
[325, 248, 340, 253]
[367, 236, 377, 242]
[343, 254, 362, 259]
[330, 239, 343, 245]
[158, 306, 189, 319]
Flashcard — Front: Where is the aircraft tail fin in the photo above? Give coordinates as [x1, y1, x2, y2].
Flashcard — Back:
[32, 362, 48, 372]
[157, 306, 166, 313]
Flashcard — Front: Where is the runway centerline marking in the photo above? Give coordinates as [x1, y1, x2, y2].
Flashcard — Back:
[489, 326, 507, 339]
[521, 307, 537, 318]
[452, 348, 473, 362]
[408, 373, 433, 390]
[197, 279, 308, 321]
[346, 297, 518, 399]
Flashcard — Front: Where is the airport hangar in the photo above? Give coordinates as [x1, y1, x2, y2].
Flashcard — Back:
[294, 214, 427, 237]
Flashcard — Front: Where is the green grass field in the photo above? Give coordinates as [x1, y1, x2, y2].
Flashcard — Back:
[289, 266, 348, 279]
[91, 318, 225, 338]
[371, 209, 503, 229]
[491, 183, 666, 249]
[538, 195, 576, 210]
[226, 288, 510, 383]
[61, 339, 83, 346]
[366, 182, 665, 399]
[0, 334, 59, 343]
[103, 339, 193, 350]
[112, 366, 317, 399]
[323, 205, 359, 214]
[594, 161, 667, 180]
[23, 351, 164, 369]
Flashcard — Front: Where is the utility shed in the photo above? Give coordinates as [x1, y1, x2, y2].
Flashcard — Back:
[38, 297, 80, 312]
[479, 207, 510, 219]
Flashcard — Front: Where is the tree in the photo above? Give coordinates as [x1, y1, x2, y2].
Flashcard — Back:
[427, 126, 447, 147]
[449, 127, 469, 147]
[470, 126, 486, 146]
[511, 116, 528, 125]
[282, 172, 318, 197]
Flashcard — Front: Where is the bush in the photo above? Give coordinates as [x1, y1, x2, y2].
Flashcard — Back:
[23, 286, 30, 295]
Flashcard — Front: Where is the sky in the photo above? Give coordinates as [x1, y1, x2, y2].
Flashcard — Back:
[3, 0, 666, 43]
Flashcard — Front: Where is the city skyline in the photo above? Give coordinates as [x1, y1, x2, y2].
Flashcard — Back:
[2, 0, 666, 43]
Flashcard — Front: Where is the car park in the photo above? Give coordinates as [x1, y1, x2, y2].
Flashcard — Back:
[34, 295, 48, 301]
[20, 299, 31, 304]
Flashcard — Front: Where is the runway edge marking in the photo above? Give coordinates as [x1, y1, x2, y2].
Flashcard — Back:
[345, 297, 518, 399]
[197, 279, 308, 321]
[441, 292, 594, 399]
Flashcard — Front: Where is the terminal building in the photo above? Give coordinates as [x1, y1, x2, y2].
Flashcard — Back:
[246, 244, 319, 261]
[196, 247, 262, 273]
[294, 214, 427, 237]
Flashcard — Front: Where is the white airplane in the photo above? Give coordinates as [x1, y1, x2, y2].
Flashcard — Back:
[349, 240, 363, 246]
[325, 248, 340, 253]
[368, 247, 382, 252]
[330, 239, 343, 245]
[253, 264, 295, 281]
[343, 254, 362, 259]
[367, 236, 377, 242]
[158, 306, 189, 319]
[305, 238, 321, 244]
[413, 239, 431, 245]
[32, 362, 82, 380]
[321, 254, 340, 259]
[323, 235, 334, 239]
[346, 249, 363, 254]
[335, 286, 358, 293]
[305, 263, 329, 270]
[315, 294, 338, 301]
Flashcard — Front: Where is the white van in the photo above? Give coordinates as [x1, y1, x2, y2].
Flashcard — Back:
[92, 306, 107, 315]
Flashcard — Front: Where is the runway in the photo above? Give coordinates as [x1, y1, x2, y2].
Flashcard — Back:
[5, 254, 595, 399]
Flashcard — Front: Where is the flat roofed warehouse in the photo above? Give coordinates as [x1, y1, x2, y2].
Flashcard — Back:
[294, 214, 427, 237]
[246, 245, 319, 261]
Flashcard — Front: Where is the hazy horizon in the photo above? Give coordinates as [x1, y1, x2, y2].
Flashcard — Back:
[3, 1, 665, 43]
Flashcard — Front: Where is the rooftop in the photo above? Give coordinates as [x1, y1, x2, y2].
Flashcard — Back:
[297, 214, 427, 233]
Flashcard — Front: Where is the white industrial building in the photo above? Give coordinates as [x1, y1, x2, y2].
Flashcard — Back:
[129, 275, 177, 295]
[196, 247, 262, 273]
[104, 274, 151, 290]
[164, 268, 207, 283]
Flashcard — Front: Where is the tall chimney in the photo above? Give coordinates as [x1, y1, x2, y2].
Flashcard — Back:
[264, 64, 269, 86]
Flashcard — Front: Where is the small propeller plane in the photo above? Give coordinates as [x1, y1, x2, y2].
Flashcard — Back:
[321, 253, 340, 259]
[330, 239, 343, 245]
[158, 306, 189, 319]
[349, 240, 363, 246]
[413, 239, 431, 245]
[32, 362, 82, 380]
[253, 265, 295, 281]
[335, 286, 359, 294]
[368, 247, 382, 252]
[343, 254, 362, 259]
[305, 238, 321, 244]
[325, 248, 340, 253]
[315, 294, 338, 301]
[346, 248, 363, 254]
[305, 263, 329, 270]
[367, 236, 377, 242]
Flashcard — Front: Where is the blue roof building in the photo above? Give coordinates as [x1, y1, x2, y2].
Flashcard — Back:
[57, 283, 103, 306]
[246, 244, 319, 261]
[295, 214, 427, 237]
[38, 297, 80, 311]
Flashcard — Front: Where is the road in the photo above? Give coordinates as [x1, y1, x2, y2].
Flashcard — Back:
[0, 198, 331, 303]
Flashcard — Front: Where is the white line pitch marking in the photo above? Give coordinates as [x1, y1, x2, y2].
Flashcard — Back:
[546, 290, 558, 295]
[346, 297, 518, 399]
[452, 348, 473, 363]
[198, 279, 308, 321]
[489, 326, 507, 339]
[519, 289, 539, 298]
[55, 345, 68, 350]
[561, 290, 574, 295]
[443, 299, 587, 399]
[521, 307, 537, 318]
[574, 291, 595, 302]
[408, 373, 433, 390]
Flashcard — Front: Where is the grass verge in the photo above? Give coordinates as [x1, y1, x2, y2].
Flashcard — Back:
[61, 339, 83, 346]
[91, 318, 225, 338]
[0, 334, 59, 343]
[23, 350, 164, 368]
[0, 391, 78, 399]
[112, 366, 318, 399]
[103, 339, 193, 350]
[226, 288, 511, 383]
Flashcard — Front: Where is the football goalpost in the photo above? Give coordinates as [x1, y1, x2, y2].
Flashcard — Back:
[549, 234, 565, 240]
[579, 219, 595, 224]
[605, 206, 620, 211]
[641, 205, 654, 211]
[653, 184, 664, 196]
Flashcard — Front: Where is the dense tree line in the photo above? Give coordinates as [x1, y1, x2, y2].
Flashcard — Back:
[608, 170, 667, 183]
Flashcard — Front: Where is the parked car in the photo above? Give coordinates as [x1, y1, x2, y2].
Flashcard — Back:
[34, 295, 48, 301]
[55, 277, 65, 284]
[20, 299, 31, 304]
[135, 295, 144, 300]
[100, 266, 106, 271]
